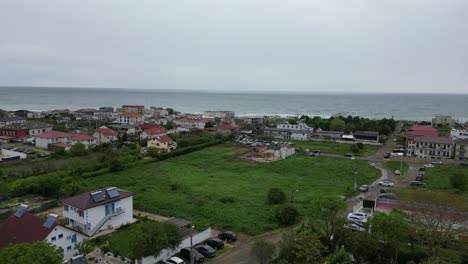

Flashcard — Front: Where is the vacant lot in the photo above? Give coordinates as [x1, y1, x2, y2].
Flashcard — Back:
[424, 165, 468, 196]
[383, 161, 408, 177]
[287, 140, 381, 157]
[74, 145, 380, 235]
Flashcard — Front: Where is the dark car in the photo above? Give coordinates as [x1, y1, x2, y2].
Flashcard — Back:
[180, 248, 204, 263]
[410, 181, 426, 186]
[415, 176, 423, 181]
[419, 166, 425, 171]
[344, 153, 354, 158]
[194, 245, 216, 258]
[384, 153, 391, 159]
[205, 237, 224, 249]
[380, 188, 390, 194]
[218, 231, 237, 242]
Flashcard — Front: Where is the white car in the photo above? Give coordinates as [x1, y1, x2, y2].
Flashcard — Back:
[344, 223, 366, 232]
[347, 212, 368, 220]
[163, 257, 185, 264]
[378, 181, 394, 187]
[394, 170, 401, 175]
[347, 215, 367, 224]
[424, 164, 434, 168]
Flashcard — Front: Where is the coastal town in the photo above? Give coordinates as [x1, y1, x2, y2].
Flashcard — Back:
[0, 105, 467, 264]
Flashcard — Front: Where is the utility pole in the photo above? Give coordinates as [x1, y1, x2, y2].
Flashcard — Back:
[190, 222, 194, 264]
[354, 168, 358, 191]
[400, 156, 403, 176]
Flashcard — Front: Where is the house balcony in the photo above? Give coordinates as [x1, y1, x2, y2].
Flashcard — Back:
[67, 207, 125, 237]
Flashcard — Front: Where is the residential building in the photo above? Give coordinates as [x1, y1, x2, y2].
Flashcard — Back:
[451, 129, 468, 140]
[70, 134, 97, 148]
[216, 123, 238, 135]
[117, 113, 145, 124]
[454, 139, 468, 160]
[406, 125, 438, 137]
[149, 107, 169, 117]
[141, 127, 167, 139]
[61, 187, 134, 237]
[93, 127, 118, 144]
[0, 117, 26, 127]
[147, 135, 177, 153]
[122, 105, 145, 114]
[353, 131, 379, 143]
[406, 136, 454, 159]
[313, 128, 343, 140]
[432, 115, 455, 127]
[0, 204, 86, 261]
[174, 117, 211, 130]
[239, 116, 264, 126]
[0, 121, 53, 140]
[263, 123, 312, 141]
[35, 131, 74, 149]
[203, 111, 235, 121]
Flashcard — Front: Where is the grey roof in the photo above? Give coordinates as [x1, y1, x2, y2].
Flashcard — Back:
[0, 117, 25, 122]
[454, 138, 468, 145]
[165, 217, 191, 228]
[1, 121, 53, 130]
[354, 131, 379, 137]
[264, 127, 311, 133]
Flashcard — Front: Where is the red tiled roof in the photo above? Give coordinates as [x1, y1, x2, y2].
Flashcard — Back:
[71, 134, 96, 141]
[175, 118, 210, 123]
[407, 126, 438, 137]
[35, 131, 73, 139]
[157, 135, 174, 143]
[413, 136, 453, 144]
[217, 123, 238, 130]
[50, 142, 72, 148]
[62, 187, 133, 210]
[144, 127, 167, 135]
[118, 112, 143, 117]
[0, 211, 57, 249]
[95, 127, 118, 137]
[138, 124, 161, 130]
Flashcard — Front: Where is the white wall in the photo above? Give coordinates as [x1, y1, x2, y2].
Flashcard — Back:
[46, 225, 86, 262]
[141, 228, 212, 264]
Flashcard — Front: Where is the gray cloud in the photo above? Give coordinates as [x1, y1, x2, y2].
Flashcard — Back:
[1, 0, 467, 93]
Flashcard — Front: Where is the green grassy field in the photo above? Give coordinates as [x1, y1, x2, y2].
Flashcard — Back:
[288, 140, 381, 157]
[74, 145, 380, 235]
[423, 165, 468, 195]
[383, 161, 408, 177]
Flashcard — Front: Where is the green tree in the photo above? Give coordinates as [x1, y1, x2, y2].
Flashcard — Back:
[275, 205, 299, 226]
[74, 240, 94, 257]
[312, 197, 347, 249]
[166, 108, 174, 115]
[327, 246, 353, 264]
[450, 172, 466, 190]
[267, 187, 286, 205]
[70, 143, 87, 156]
[129, 221, 181, 261]
[146, 147, 159, 158]
[109, 159, 124, 172]
[252, 240, 276, 264]
[330, 118, 346, 132]
[0, 241, 63, 264]
[290, 232, 322, 263]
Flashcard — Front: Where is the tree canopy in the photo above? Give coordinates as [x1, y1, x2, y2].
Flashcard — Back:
[0, 241, 63, 264]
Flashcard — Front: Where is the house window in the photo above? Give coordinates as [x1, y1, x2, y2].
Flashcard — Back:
[78, 210, 84, 217]
[64, 205, 69, 212]
[71, 234, 77, 243]
[67, 246, 72, 251]
[51, 236, 56, 242]
[58, 234, 63, 239]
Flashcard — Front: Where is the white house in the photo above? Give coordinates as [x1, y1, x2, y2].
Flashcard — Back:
[451, 129, 468, 140]
[117, 113, 145, 125]
[406, 136, 454, 159]
[93, 127, 119, 144]
[264, 122, 313, 141]
[0, 117, 26, 127]
[174, 117, 210, 130]
[34, 131, 74, 149]
[141, 127, 167, 139]
[147, 135, 177, 153]
[61, 187, 134, 237]
[0, 204, 86, 262]
[70, 134, 97, 148]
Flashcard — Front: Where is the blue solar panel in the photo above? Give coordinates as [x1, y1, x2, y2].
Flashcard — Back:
[14, 206, 27, 217]
[91, 191, 105, 202]
[43, 215, 57, 228]
[106, 187, 120, 198]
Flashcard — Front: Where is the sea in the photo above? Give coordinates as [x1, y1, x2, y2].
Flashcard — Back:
[1, 87, 467, 122]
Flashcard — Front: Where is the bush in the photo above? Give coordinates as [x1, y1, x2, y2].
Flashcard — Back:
[275, 205, 299, 226]
[356, 142, 364, 149]
[350, 145, 360, 153]
[267, 187, 286, 205]
[450, 173, 466, 190]
[220, 197, 236, 204]
[252, 240, 276, 264]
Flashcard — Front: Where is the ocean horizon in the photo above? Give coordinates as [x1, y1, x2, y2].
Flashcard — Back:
[1, 86, 468, 122]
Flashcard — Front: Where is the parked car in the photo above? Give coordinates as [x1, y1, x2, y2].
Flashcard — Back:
[160, 257, 185, 264]
[218, 231, 237, 242]
[394, 170, 401, 175]
[347, 212, 368, 220]
[205, 237, 224, 249]
[378, 193, 397, 199]
[431, 159, 443, 165]
[347, 215, 367, 224]
[410, 181, 426, 186]
[415, 176, 423, 181]
[380, 188, 390, 193]
[344, 153, 354, 157]
[339, 195, 347, 201]
[424, 164, 434, 168]
[344, 223, 366, 232]
[419, 166, 425, 171]
[194, 245, 216, 258]
[384, 153, 391, 159]
[378, 181, 394, 187]
[179, 248, 204, 263]
[359, 185, 369, 192]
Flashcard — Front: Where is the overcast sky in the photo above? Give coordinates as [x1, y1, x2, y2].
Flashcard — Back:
[1, 0, 467, 93]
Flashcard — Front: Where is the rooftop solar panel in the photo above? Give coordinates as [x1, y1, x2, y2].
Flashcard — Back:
[91, 191, 105, 203]
[106, 187, 120, 198]
[43, 215, 57, 228]
[14, 205, 27, 217]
